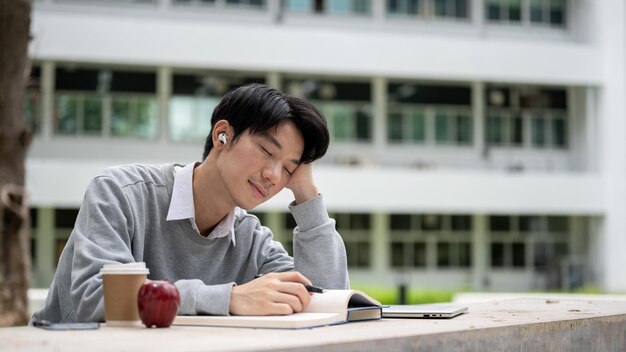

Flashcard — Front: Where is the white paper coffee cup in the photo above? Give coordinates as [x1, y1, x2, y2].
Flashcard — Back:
[100, 262, 149, 327]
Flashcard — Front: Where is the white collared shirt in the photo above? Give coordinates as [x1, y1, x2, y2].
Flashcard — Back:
[166, 162, 237, 246]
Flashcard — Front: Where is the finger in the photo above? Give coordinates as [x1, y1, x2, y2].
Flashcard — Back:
[270, 291, 304, 313]
[268, 302, 294, 316]
[276, 282, 311, 310]
[270, 271, 313, 286]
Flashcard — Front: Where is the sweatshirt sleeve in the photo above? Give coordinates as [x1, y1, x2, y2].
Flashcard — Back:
[174, 280, 234, 316]
[68, 176, 137, 322]
[290, 194, 350, 289]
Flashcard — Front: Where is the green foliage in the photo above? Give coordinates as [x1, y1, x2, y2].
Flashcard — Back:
[350, 284, 455, 305]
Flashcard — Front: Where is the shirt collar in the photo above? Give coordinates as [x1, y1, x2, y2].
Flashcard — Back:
[166, 162, 237, 245]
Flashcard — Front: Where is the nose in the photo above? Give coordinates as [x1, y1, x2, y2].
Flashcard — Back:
[261, 161, 281, 185]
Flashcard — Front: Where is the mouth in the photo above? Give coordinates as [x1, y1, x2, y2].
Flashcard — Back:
[248, 180, 268, 198]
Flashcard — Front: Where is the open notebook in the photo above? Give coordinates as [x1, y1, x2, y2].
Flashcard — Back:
[173, 289, 383, 329]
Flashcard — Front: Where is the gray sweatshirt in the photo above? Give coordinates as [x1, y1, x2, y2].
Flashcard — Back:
[31, 163, 349, 323]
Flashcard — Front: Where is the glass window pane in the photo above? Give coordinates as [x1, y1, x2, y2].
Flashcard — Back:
[552, 118, 566, 148]
[437, 242, 450, 267]
[388, 0, 399, 13]
[355, 108, 371, 141]
[329, 0, 351, 13]
[420, 214, 442, 231]
[550, 0, 564, 26]
[456, 114, 471, 144]
[411, 110, 426, 141]
[519, 215, 542, 232]
[350, 213, 370, 230]
[55, 208, 79, 228]
[135, 98, 158, 139]
[55, 95, 78, 134]
[390, 214, 412, 230]
[284, 213, 297, 229]
[357, 242, 371, 267]
[548, 216, 568, 233]
[413, 242, 426, 267]
[534, 242, 548, 271]
[391, 242, 405, 267]
[459, 242, 471, 267]
[435, 112, 449, 144]
[512, 116, 523, 145]
[491, 242, 504, 267]
[83, 97, 103, 134]
[434, 0, 447, 17]
[111, 99, 131, 136]
[285, 0, 312, 12]
[487, 116, 502, 145]
[532, 116, 546, 147]
[388, 112, 404, 142]
[330, 105, 352, 141]
[451, 215, 472, 231]
[487, 0, 501, 20]
[169, 96, 216, 142]
[346, 242, 359, 267]
[455, 0, 468, 18]
[489, 215, 511, 232]
[508, 0, 521, 21]
[353, 0, 370, 14]
[512, 242, 525, 267]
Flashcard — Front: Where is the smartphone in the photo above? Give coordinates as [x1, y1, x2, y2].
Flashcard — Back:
[32, 319, 100, 330]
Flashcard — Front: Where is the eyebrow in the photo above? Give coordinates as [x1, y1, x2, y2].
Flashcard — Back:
[259, 132, 301, 166]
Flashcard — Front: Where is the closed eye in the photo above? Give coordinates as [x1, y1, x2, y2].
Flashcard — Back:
[260, 145, 272, 156]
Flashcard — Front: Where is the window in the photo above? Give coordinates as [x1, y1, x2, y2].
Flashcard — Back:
[530, 0, 565, 27]
[24, 66, 42, 135]
[390, 213, 472, 269]
[331, 213, 372, 268]
[284, 0, 371, 15]
[486, 86, 568, 149]
[388, 0, 469, 20]
[54, 67, 158, 139]
[170, 74, 264, 142]
[285, 79, 372, 143]
[174, 0, 265, 9]
[486, 0, 566, 27]
[489, 215, 569, 270]
[388, 83, 472, 146]
[55, 208, 79, 228]
[486, 0, 521, 22]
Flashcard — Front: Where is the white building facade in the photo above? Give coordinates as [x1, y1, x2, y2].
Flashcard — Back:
[25, 0, 626, 293]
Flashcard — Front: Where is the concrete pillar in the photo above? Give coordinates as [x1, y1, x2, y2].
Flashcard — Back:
[265, 211, 284, 242]
[472, 214, 488, 290]
[41, 61, 54, 139]
[472, 81, 485, 161]
[157, 66, 171, 143]
[597, 1, 626, 292]
[34, 207, 55, 288]
[371, 212, 389, 275]
[372, 77, 387, 155]
[267, 72, 281, 90]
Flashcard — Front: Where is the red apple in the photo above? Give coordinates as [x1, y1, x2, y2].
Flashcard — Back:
[137, 279, 180, 328]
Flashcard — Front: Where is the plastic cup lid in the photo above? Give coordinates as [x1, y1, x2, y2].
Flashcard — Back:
[100, 262, 149, 275]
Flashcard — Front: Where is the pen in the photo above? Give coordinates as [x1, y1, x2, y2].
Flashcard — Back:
[254, 274, 325, 293]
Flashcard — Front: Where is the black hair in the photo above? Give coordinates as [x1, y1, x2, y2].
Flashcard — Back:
[202, 83, 329, 163]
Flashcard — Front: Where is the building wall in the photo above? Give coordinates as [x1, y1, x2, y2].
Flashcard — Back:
[24, 0, 626, 292]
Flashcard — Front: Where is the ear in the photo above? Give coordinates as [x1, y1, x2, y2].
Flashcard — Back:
[212, 120, 230, 148]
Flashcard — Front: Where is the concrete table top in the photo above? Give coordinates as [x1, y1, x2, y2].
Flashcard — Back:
[2, 298, 625, 352]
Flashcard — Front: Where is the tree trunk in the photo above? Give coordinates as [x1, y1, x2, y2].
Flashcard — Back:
[0, 0, 32, 327]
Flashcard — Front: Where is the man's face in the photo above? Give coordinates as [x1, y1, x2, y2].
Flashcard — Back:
[217, 120, 304, 210]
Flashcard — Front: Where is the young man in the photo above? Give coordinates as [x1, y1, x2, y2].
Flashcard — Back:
[31, 83, 349, 323]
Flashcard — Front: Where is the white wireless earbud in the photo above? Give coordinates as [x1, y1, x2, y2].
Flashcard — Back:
[218, 133, 228, 144]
